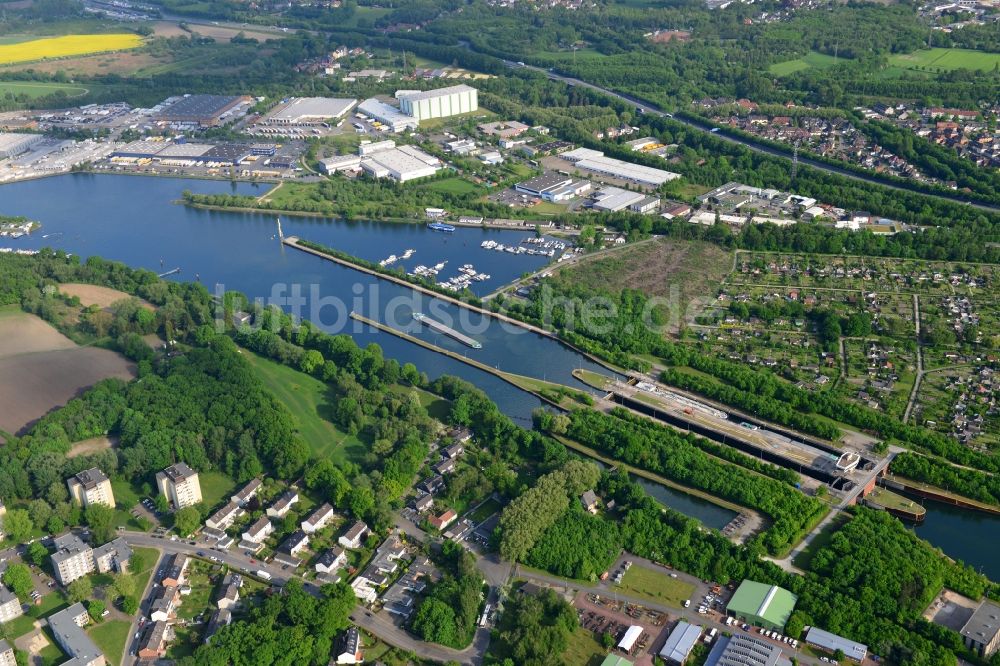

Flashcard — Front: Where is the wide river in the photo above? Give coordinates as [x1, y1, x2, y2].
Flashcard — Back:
[2, 173, 996, 575]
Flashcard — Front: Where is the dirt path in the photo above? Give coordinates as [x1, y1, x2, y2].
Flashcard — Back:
[67, 435, 117, 458]
[59, 283, 153, 310]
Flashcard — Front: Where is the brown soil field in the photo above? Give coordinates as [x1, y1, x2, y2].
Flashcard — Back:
[0, 348, 135, 434]
[0, 308, 76, 359]
[67, 435, 117, 458]
[59, 283, 153, 310]
[152, 21, 279, 42]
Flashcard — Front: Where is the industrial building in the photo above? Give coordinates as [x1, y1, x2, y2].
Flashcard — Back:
[514, 172, 591, 202]
[358, 99, 419, 133]
[704, 634, 789, 666]
[46, 603, 105, 666]
[617, 625, 643, 655]
[0, 133, 44, 158]
[155, 143, 213, 160]
[360, 144, 441, 182]
[561, 147, 680, 187]
[397, 84, 478, 121]
[155, 94, 251, 127]
[726, 580, 797, 631]
[67, 468, 115, 508]
[264, 97, 357, 125]
[111, 139, 168, 159]
[804, 627, 868, 662]
[319, 154, 362, 174]
[960, 600, 1000, 658]
[592, 186, 647, 212]
[659, 621, 702, 665]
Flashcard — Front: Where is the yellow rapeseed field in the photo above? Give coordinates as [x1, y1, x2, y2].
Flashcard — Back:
[0, 34, 143, 65]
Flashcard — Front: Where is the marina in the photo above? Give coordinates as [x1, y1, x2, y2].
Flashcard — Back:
[413, 312, 483, 349]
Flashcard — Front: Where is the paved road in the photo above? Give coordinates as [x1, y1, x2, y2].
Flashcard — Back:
[499, 61, 1000, 214]
[904, 293, 924, 423]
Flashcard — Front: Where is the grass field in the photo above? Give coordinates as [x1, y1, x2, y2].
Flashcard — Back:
[0, 80, 88, 98]
[131, 546, 160, 597]
[613, 564, 695, 608]
[199, 471, 238, 510]
[88, 620, 131, 666]
[562, 627, 606, 666]
[769, 51, 841, 76]
[244, 350, 364, 464]
[889, 48, 1000, 72]
[422, 177, 482, 196]
[0, 34, 143, 65]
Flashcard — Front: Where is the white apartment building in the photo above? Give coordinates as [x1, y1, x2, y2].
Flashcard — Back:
[67, 468, 115, 509]
[156, 463, 202, 509]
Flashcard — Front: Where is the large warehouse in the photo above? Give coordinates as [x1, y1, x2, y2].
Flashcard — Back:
[561, 147, 680, 187]
[358, 98, 419, 133]
[156, 94, 251, 127]
[360, 144, 440, 182]
[0, 132, 44, 159]
[397, 84, 478, 121]
[726, 580, 797, 631]
[659, 621, 702, 665]
[804, 627, 868, 662]
[264, 97, 357, 125]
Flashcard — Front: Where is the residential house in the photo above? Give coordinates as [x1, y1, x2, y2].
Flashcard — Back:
[67, 468, 115, 509]
[334, 627, 363, 664]
[581, 490, 600, 514]
[301, 503, 336, 534]
[241, 516, 274, 544]
[412, 494, 434, 513]
[205, 501, 244, 531]
[231, 478, 263, 506]
[338, 521, 369, 549]
[315, 547, 347, 576]
[266, 490, 299, 518]
[434, 459, 456, 475]
[278, 530, 310, 558]
[137, 621, 171, 660]
[216, 573, 242, 611]
[448, 427, 472, 443]
[156, 463, 202, 510]
[161, 553, 189, 587]
[428, 509, 457, 531]
[420, 475, 445, 495]
[149, 585, 179, 623]
[203, 608, 232, 644]
[443, 442, 464, 459]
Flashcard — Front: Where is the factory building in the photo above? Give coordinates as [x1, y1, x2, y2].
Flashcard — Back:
[396, 85, 478, 121]
[592, 187, 647, 212]
[264, 97, 357, 125]
[111, 139, 168, 159]
[514, 172, 590, 202]
[319, 154, 362, 174]
[156, 94, 252, 127]
[561, 147, 680, 187]
[0, 133, 44, 158]
[804, 627, 868, 662]
[704, 634, 788, 666]
[360, 144, 441, 183]
[357, 99, 419, 133]
[726, 580, 797, 631]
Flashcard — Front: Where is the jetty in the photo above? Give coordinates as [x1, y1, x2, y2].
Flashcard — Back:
[413, 312, 482, 349]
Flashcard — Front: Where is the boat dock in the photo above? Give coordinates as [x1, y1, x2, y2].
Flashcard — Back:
[413, 312, 482, 349]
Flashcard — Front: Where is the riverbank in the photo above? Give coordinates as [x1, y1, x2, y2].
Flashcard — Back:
[883, 475, 1000, 516]
[863, 486, 926, 522]
[349, 311, 591, 411]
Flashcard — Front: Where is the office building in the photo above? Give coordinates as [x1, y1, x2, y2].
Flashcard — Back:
[396, 85, 478, 121]
[67, 468, 115, 509]
[156, 463, 202, 510]
[47, 603, 105, 666]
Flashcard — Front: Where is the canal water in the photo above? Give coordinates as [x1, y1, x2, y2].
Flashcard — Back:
[0, 174, 613, 426]
[911, 498, 1000, 581]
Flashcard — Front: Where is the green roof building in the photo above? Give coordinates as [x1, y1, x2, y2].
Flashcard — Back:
[726, 580, 797, 631]
[600, 656, 634, 666]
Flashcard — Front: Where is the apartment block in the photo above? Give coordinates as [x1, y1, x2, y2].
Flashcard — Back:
[156, 463, 202, 509]
[67, 468, 115, 509]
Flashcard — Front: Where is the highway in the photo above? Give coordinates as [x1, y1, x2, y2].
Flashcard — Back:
[501, 61, 1000, 214]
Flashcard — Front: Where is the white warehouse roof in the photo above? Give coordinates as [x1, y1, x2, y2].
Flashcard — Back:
[618, 625, 643, 652]
[396, 84, 477, 102]
[267, 97, 357, 123]
[562, 147, 679, 186]
[805, 627, 867, 662]
[358, 99, 418, 132]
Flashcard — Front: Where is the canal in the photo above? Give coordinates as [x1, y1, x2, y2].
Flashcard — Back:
[911, 498, 1000, 581]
